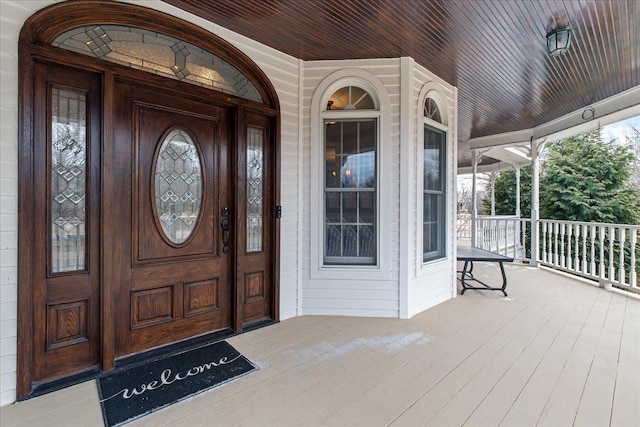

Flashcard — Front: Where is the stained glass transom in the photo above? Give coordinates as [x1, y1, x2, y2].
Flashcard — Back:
[154, 129, 203, 245]
[53, 25, 263, 103]
[51, 88, 87, 273]
[326, 86, 376, 110]
[247, 127, 264, 253]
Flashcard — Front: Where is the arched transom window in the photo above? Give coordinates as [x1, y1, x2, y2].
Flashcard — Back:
[53, 25, 263, 102]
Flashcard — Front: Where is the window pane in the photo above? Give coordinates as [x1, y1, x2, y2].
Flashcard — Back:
[360, 120, 376, 152]
[358, 192, 375, 223]
[325, 123, 341, 188]
[327, 86, 375, 110]
[324, 118, 377, 265]
[424, 127, 444, 191]
[342, 225, 358, 257]
[342, 192, 357, 223]
[51, 88, 87, 273]
[246, 126, 264, 252]
[342, 121, 358, 154]
[326, 225, 341, 257]
[326, 192, 340, 223]
[154, 129, 203, 245]
[359, 225, 376, 258]
[423, 223, 439, 256]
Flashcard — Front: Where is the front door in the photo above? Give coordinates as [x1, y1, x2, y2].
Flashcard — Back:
[111, 79, 232, 357]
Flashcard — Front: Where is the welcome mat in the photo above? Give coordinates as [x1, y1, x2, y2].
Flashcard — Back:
[97, 340, 256, 426]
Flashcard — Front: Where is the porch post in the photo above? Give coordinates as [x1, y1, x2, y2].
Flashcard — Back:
[471, 151, 478, 247]
[515, 166, 521, 218]
[490, 171, 496, 216]
[530, 139, 540, 266]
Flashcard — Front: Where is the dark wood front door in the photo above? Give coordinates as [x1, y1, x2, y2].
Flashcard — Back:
[111, 79, 232, 357]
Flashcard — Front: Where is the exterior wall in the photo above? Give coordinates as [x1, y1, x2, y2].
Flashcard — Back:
[404, 61, 459, 318]
[302, 59, 402, 318]
[0, 0, 302, 406]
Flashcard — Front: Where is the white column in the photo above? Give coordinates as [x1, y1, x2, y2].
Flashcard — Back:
[530, 139, 540, 266]
[515, 166, 521, 218]
[471, 152, 478, 247]
[490, 171, 496, 216]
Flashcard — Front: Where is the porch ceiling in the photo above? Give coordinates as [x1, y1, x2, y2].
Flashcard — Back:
[163, 0, 639, 169]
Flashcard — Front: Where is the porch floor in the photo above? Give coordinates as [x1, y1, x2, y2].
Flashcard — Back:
[2, 265, 639, 427]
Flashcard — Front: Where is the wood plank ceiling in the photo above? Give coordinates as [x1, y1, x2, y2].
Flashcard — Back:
[163, 0, 639, 168]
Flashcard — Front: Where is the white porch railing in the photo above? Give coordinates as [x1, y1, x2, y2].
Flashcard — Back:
[469, 217, 640, 292]
[475, 215, 532, 261]
[538, 220, 639, 291]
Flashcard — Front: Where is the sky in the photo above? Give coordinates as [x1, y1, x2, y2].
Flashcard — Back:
[602, 115, 639, 144]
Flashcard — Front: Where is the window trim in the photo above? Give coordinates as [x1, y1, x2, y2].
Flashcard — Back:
[310, 70, 392, 281]
[422, 124, 446, 262]
[416, 86, 452, 271]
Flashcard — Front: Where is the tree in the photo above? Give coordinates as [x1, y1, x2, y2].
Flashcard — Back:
[540, 127, 640, 225]
[480, 166, 532, 217]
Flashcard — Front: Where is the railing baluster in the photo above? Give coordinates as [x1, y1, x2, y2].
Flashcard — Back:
[560, 223, 566, 268]
[599, 226, 606, 283]
[553, 222, 559, 266]
[590, 225, 596, 276]
[630, 229, 637, 288]
[608, 226, 615, 282]
[581, 224, 587, 274]
[566, 223, 573, 270]
[574, 225, 580, 273]
[619, 228, 626, 286]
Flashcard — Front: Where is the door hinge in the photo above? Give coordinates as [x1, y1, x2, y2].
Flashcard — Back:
[275, 205, 282, 219]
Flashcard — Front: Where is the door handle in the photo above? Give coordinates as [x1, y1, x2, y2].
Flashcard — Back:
[221, 208, 230, 254]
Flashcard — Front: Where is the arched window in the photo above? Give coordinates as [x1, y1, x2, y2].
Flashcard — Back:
[323, 84, 379, 265]
[422, 95, 447, 262]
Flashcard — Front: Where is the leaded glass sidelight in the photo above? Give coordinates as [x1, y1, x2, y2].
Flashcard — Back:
[51, 88, 88, 273]
[247, 127, 264, 252]
[154, 129, 203, 245]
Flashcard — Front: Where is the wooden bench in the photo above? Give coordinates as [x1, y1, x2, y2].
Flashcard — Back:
[457, 246, 514, 297]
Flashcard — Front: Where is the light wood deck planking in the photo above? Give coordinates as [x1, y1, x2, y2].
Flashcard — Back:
[1, 264, 638, 426]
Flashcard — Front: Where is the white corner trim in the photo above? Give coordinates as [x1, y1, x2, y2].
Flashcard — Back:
[399, 57, 414, 319]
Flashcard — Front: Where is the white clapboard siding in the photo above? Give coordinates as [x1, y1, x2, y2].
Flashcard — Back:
[301, 59, 402, 318]
[408, 64, 458, 317]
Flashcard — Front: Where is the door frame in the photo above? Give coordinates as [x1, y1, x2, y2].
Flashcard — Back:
[18, 0, 280, 399]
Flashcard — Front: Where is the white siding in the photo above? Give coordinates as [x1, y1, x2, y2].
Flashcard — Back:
[407, 63, 458, 318]
[0, 0, 301, 406]
[302, 59, 402, 318]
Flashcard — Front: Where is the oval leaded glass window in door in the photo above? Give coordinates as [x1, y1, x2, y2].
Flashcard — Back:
[153, 129, 203, 245]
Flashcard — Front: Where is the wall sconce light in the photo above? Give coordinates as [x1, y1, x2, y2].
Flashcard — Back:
[546, 27, 572, 56]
